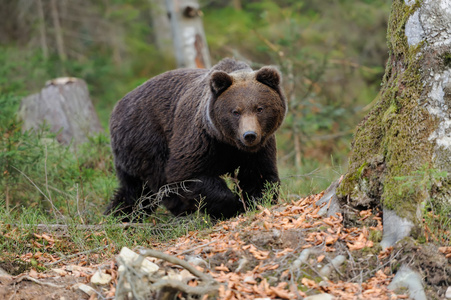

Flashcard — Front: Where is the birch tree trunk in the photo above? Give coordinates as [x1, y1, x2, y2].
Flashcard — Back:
[36, 0, 48, 59]
[149, 0, 174, 55]
[336, 0, 451, 246]
[165, 0, 211, 69]
[50, 0, 66, 62]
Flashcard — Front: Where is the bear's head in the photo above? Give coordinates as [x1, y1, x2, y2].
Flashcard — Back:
[208, 66, 287, 152]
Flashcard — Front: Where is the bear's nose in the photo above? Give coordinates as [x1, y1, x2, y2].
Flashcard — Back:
[243, 131, 257, 143]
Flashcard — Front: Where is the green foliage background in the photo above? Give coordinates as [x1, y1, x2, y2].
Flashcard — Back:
[0, 0, 391, 222]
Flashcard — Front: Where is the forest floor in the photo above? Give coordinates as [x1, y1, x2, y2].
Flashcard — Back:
[0, 192, 450, 300]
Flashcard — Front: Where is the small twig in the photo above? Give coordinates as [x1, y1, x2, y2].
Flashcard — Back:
[349, 248, 403, 283]
[117, 249, 219, 299]
[178, 240, 216, 256]
[116, 256, 143, 300]
[45, 245, 109, 266]
[151, 278, 218, 295]
[43, 144, 54, 214]
[9, 223, 174, 233]
[8, 288, 16, 300]
[46, 184, 72, 197]
[12, 166, 61, 220]
[280, 168, 323, 180]
[15, 275, 64, 288]
[138, 249, 216, 284]
[324, 255, 345, 277]
[229, 175, 246, 211]
[75, 183, 85, 225]
[345, 246, 358, 279]
[305, 262, 328, 281]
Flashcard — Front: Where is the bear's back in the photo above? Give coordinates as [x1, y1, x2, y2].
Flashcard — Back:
[110, 68, 208, 135]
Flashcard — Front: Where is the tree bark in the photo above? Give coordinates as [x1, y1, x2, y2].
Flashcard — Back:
[232, 0, 242, 11]
[149, 0, 174, 56]
[165, 0, 211, 69]
[36, 0, 48, 59]
[50, 0, 67, 62]
[18, 77, 103, 147]
[337, 0, 451, 241]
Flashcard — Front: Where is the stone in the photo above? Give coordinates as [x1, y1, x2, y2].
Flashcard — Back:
[319, 255, 346, 278]
[445, 286, 451, 299]
[388, 265, 427, 300]
[380, 208, 414, 250]
[186, 256, 208, 268]
[76, 283, 96, 296]
[91, 270, 113, 285]
[117, 247, 159, 275]
[304, 293, 335, 300]
[316, 178, 342, 217]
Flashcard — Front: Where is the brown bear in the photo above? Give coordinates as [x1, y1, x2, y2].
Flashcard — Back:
[105, 58, 286, 221]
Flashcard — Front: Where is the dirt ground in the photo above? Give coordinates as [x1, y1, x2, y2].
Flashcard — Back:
[1, 193, 450, 299]
[0, 274, 88, 300]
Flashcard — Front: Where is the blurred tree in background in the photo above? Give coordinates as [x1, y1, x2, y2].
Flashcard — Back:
[0, 0, 175, 126]
[0, 0, 391, 216]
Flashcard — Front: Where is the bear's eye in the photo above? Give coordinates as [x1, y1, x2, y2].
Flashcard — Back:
[232, 110, 240, 116]
[257, 107, 264, 113]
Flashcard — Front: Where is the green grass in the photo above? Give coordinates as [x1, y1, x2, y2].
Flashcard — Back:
[0, 119, 342, 256]
[279, 160, 345, 200]
[0, 138, 341, 272]
[0, 198, 217, 273]
[0, 93, 217, 268]
[422, 199, 451, 245]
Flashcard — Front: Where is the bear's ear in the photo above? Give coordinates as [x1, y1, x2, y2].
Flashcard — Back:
[210, 71, 233, 96]
[256, 67, 281, 90]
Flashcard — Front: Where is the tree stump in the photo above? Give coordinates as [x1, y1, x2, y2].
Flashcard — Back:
[18, 77, 103, 146]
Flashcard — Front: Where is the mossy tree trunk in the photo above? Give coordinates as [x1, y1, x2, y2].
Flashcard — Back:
[337, 0, 451, 239]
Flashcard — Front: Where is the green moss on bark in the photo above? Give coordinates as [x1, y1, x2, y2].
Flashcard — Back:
[442, 53, 451, 67]
[337, 0, 437, 222]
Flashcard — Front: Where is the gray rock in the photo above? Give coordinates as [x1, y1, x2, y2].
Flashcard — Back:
[117, 247, 159, 275]
[446, 286, 451, 299]
[291, 248, 313, 271]
[186, 256, 208, 268]
[316, 178, 342, 217]
[91, 270, 112, 285]
[388, 265, 427, 300]
[75, 283, 97, 296]
[304, 293, 335, 300]
[319, 255, 346, 278]
[380, 208, 414, 250]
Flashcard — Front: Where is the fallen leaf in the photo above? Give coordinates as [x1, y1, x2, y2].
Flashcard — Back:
[270, 286, 292, 299]
[275, 248, 294, 258]
[301, 277, 318, 289]
[28, 269, 39, 278]
[215, 264, 230, 272]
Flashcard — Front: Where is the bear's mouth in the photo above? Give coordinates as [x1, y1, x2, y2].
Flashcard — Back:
[237, 140, 262, 152]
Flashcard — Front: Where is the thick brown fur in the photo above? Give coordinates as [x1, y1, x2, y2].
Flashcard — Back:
[106, 58, 287, 221]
